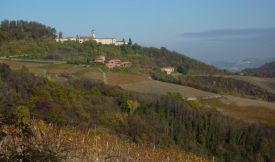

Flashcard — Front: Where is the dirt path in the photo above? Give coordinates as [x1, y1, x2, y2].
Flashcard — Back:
[98, 68, 107, 84]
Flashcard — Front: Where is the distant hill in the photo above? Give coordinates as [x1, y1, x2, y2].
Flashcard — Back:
[212, 58, 275, 72]
[242, 61, 275, 77]
[0, 20, 220, 75]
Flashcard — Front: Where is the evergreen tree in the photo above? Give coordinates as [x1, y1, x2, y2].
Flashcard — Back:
[128, 38, 132, 45]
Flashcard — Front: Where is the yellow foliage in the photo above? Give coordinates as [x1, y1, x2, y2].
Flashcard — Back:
[111, 113, 123, 125]
[0, 120, 211, 161]
[127, 99, 140, 115]
[15, 47, 22, 55]
[16, 105, 30, 123]
[187, 100, 203, 109]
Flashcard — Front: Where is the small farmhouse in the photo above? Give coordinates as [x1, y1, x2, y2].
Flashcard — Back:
[106, 59, 121, 69]
[106, 59, 132, 69]
[161, 67, 175, 74]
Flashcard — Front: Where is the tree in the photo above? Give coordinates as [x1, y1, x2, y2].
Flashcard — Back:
[177, 66, 187, 75]
[0, 20, 56, 41]
[128, 38, 132, 45]
[127, 99, 140, 115]
[16, 105, 30, 123]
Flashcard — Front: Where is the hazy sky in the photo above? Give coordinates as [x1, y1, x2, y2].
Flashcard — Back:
[1, 0, 275, 63]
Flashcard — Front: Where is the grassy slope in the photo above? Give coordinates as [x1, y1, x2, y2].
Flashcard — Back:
[3, 60, 275, 126]
[120, 80, 217, 98]
[5, 61, 275, 124]
[201, 96, 275, 126]
[121, 80, 275, 126]
[0, 60, 216, 98]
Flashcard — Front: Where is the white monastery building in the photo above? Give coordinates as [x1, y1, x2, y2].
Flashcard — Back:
[55, 29, 127, 46]
[160, 67, 175, 75]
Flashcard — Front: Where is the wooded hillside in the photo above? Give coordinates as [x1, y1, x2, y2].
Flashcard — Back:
[0, 20, 56, 43]
[0, 64, 274, 162]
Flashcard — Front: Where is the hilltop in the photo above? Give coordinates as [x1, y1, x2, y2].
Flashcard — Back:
[0, 20, 220, 75]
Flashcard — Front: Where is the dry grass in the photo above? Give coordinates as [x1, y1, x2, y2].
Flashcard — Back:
[73, 68, 104, 82]
[120, 80, 217, 98]
[106, 72, 150, 85]
[201, 96, 275, 126]
[2, 60, 103, 80]
[0, 120, 211, 162]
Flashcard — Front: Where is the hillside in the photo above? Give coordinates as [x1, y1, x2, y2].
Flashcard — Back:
[0, 20, 56, 43]
[1, 20, 275, 162]
[0, 63, 274, 161]
[242, 61, 275, 77]
[1, 119, 209, 162]
[151, 71, 275, 102]
[0, 20, 220, 75]
[2, 60, 274, 127]
[225, 75, 275, 94]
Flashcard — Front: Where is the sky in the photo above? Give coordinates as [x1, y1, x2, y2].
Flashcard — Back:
[1, 0, 275, 63]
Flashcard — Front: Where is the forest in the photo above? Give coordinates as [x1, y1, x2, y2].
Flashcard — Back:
[0, 63, 274, 162]
[0, 20, 56, 43]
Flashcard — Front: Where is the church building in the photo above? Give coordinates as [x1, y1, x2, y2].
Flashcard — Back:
[55, 29, 127, 46]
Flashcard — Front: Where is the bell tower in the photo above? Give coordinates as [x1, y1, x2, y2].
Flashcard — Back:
[91, 29, 96, 39]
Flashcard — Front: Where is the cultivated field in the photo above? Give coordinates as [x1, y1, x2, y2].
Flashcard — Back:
[201, 95, 275, 126]
[106, 72, 150, 85]
[1, 60, 104, 82]
[120, 80, 218, 98]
